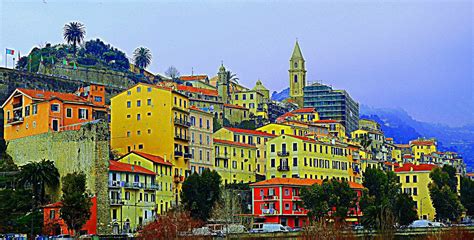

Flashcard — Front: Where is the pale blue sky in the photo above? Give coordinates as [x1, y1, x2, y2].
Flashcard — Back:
[0, 0, 472, 126]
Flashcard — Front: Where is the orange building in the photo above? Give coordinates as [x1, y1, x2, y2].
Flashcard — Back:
[1, 84, 107, 140]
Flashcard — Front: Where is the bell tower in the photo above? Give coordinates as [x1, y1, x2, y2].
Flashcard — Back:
[289, 40, 306, 98]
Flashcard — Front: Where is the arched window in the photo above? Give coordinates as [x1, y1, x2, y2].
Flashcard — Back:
[294, 62, 298, 68]
[294, 75, 298, 82]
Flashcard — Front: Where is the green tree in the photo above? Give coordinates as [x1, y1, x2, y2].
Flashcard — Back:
[181, 169, 221, 221]
[17, 159, 60, 205]
[0, 138, 17, 172]
[63, 22, 86, 55]
[360, 168, 417, 228]
[300, 179, 357, 223]
[429, 167, 464, 221]
[133, 47, 152, 70]
[460, 177, 474, 216]
[60, 172, 92, 237]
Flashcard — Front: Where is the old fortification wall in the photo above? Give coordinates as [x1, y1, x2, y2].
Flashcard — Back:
[6, 121, 111, 234]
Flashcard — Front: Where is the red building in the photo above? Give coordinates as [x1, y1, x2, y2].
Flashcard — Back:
[250, 178, 364, 228]
[43, 196, 97, 236]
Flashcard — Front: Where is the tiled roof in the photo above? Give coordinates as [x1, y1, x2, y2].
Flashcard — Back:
[411, 140, 435, 146]
[177, 85, 218, 96]
[403, 154, 413, 159]
[250, 177, 364, 189]
[213, 139, 256, 148]
[18, 88, 90, 104]
[314, 119, 339, 124]
[384, 161, 400, 167]
[224, 127, 276, 137]
[386, 138, 393, 141]
[130, 151, 173, 166]
[43, 201, 63, 208]
[276, 112, 296, 122]
[467, 173, 474, 177]
[180, 75, 208, 81]
[189, 105, 212, 114]
[109, 160, 156, 175]
[224, 104, 248, 110]
[292, 107, 316, 113]
[395, 144, 410, 148]
[394, 163, 437, 173]
[287, 134, 316, 143]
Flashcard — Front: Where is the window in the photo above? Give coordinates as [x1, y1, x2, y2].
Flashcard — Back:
[127, 91, 131, 95]
[294, 75, 298, 82]
[66, 108, 72, 118]
[137, 86, 141, 92]
[78, 109, 89, 119]
[271, 159, 275, 168]
[137, 100, 141, 107]
[413, 188, 418, 196]
[138, 144, 143, 149]
[293, 158, 298, 167]
[250, 94, 254, 100]
[94, 96, 102, 102]
[285, 189, 290, 196]
[243, 94, 247, 100]
[235, 95, 239, 100]
[51, 104, 60, 112]
[147, 87, 152, 92]
[137, 114, 141, 120]
[270, 144, 275, 152]
[127, 101, 131, 108]
[293, 143, 297, 151]
[25, 106, 30, 116]
[285, 203, 290, 210]
[49, 210, 55, 219]
[32, 104, 38, 115]
[406, 176, 410, 183]
[147, 99, 152, 105]
[127, 131, 131, 137]
[413, 175, 417, 183]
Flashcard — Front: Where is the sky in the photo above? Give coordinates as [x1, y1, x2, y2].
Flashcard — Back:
[0, 0, 472, 127]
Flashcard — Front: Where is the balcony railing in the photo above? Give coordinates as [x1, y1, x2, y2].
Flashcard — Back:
[277, 165, 290, 171]
[174, 134, 190, 141]
[184, 153, 192, 159]
[144, 184, 160, 190]
[261, 208, 279, 215]
[7, 117, 24, 125]
[174, 175, 184, 183]
[292, 195, 302, 201]
[262, 195, 279, 201]
[123, 182, 144, 189]
[174, 118, 191, 127]
[108, 180, 122, 188]
[277, 151, 290, 157]
[292, 209, 305, 215]
[174, 151, 183, 157]
[215, 153, 229, 159]
[110, 198, 123, 205]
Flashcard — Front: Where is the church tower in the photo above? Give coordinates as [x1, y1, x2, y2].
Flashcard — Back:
[289, 40, 306, 98]
[217, 63, 229, 104]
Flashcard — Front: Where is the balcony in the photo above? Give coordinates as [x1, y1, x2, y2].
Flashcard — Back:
[174, 175, 184, 183]
[184, 152, 192, 159]
[123, 182, 143, 189]
[174, 134, 190, 141]
[292, 195, 302, 201]
[292, 209, 305, 215]
[277, 165, 290, 171]
[12, 102, 22, 109]
[262, 195, 279, 201]
[174, 151, 183, 158]
[7, 116, 24, 125]
[277, 151, 290, 157]
[215, 153, 229, 160]
[145, 184, 160, 190]
[261, 208, 279, 215]
[110, 198, 123, 205]
[174, 118, 191, 127]
[352, 152, 360, 160]
[108, 180, 122, 188]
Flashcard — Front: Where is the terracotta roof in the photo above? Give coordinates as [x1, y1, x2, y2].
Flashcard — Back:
[43, 201, 63, 208]
[18, 88, 90, 104]
[411, 140, 435, 146]
[276, 112, 296, 122]
[395, 144, 410, 148]
[177, 85, 218, 96]
[384, 161, 400, 167]
[315, 119, 339, 124]
[109, 160, 156, 175]
[189, 105, 212, 114]
[180, 75, 208, 81]
[130, 151, 173, 166]
[224, 127, 276, 137]
[403, 154, 413, 159]
[467, 173, 474, 177]
[386, 138, 393, 141]
[292, 107, 316, 113]
[224, 104, 248, 110]
[394, 163, 437, 173]
[213, 139, 256, 148]
[287, 134, 316, 143]
[250, 177, 364, 189]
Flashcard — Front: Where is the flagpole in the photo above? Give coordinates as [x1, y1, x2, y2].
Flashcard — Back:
[5, 50, 6, 68]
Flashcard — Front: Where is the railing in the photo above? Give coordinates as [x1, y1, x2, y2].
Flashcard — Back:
[12, 102, 22, 109]
[174, 151, 183, 157]
[277, 165, 290, 171]
[262, 195, 279, 201]
[7, 117, 23, 125]
[144, 184, 160, 190]
[174, 175, 184, 183]
[292, 195, 302, 201]
[174, 118, 191, 127]
[277, 151, 290, 157]
[174, 135, 190, 141]
[108, 180, 123, 188]
[123, 182, 144, 189]
[261, 208, 279, 215]
[215, 154, 229, 159]
[184, 153, 192, 159]
[109, 198, 123, 205]
[292, 209, 305, 215]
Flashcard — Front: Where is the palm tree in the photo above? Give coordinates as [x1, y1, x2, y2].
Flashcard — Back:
[63, 22, 86, 55]
[133, 47, 152, 71]
[17, 159, 60, 205]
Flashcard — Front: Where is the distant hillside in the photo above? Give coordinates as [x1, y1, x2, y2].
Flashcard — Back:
[361, 105, 474, 171]
[271, 88, 289, 101]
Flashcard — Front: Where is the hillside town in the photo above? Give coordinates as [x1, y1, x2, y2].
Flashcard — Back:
[0, 20, 473, 239]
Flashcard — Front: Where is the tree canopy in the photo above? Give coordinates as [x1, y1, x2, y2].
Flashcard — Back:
[460, 177, 474, 216]
[429, 166, 464, 221]
[63, 22, 86, 54]
[60, 172, 92, 236]
[181, 169, 222, 221]
[133, 47, 152, 70]
[17, 159, 59, 205]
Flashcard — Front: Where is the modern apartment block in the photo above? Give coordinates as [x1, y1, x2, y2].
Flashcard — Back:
[303, 83, 359, 134]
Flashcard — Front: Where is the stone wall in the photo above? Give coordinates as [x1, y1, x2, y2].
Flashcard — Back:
[6, 121, 111, 234]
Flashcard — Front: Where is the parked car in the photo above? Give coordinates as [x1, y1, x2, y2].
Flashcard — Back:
[408, 220, 445, 228]
[249, 223, 289, 233]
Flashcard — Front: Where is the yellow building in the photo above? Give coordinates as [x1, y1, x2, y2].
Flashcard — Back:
[257, 123, 310, 137]
[392, 144, 411, 162]
[213, 127, 276, 177]
[266, 135, 352, 181]
[313, 119, 346, 139]
[224, 104, 250, 125]
[213, 139, 257, 184]
[395, 163, 437, 220]
[276, 107, 319, 124]
[110, 83, 190, 202]
[108, 160, 160, 233]
[410, 139, 437, 162]
[232, 89, 268, 119]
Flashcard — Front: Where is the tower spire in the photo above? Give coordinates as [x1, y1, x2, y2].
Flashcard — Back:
[291, 40, 304, 60]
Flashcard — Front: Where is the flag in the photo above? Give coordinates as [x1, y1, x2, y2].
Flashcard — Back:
[6, 49, 14, 55]
[40, 55, 44, 62]
[73, 62, 77, 70]
[51, 57, 54, 64]
[18, 51, 20, 60]
[63, 59, 67, 65]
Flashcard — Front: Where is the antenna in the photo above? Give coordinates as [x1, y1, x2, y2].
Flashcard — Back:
[191, 67, 194, 76]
